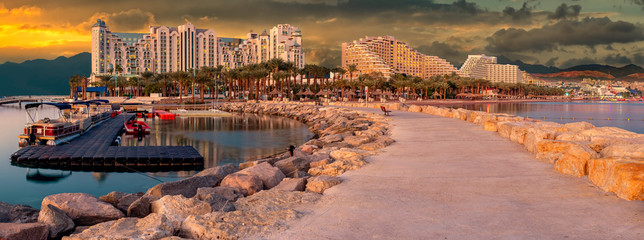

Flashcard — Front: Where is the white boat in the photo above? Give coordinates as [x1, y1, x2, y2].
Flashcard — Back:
[169, 108, 232, 117]
[18, 100, 112, 147]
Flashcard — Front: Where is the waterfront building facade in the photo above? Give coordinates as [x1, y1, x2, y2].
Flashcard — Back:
[458, 54, 524, 83]
[91, 19, 304, 76]
[458, 54, 497, 79]
[341, 35, 457, 79]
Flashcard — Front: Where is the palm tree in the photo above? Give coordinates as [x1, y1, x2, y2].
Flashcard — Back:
[223, 68, 237, 100]
[128, 76, 141, 96]
[346, 64, 357, 81]
[140, 71, 154, 97]
[156, 73, 171, 97]
[194, 72, 209, 102]
[69, 74, 83, 99]
[283, 62, 296, 100]
[172, 71, 190, 104]
[272, 70, 288, 99]
[253, 66, 269, 100]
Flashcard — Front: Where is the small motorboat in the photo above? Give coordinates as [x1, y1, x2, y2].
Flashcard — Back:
[124, 120, 151, 134]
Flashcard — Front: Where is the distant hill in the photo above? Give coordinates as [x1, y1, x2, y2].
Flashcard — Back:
[496, 55, 560, 74]
[534, 70, 614, 79]
[621, 73, 644, 80]
[0, 52, 90, 96]
[563, 64, 644, 78]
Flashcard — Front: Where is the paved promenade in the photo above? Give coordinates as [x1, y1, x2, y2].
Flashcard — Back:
[268, 108, 643, 239]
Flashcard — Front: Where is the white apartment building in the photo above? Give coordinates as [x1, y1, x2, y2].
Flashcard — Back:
[459, 54, 524, 83]
[91, 19, 304, 75]
[458, 54, 497, 79]
[342, 35, 457, 79]
[225, 25, 304, 69]
[486, 64, 523, 84]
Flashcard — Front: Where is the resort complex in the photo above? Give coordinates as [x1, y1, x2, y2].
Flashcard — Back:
[341, 35, 458, 79]
[91, 19, 304, 75]
[458, 54, 524, 84]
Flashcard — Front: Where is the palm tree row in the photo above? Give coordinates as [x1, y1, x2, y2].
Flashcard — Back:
[79, 60, 563, 103]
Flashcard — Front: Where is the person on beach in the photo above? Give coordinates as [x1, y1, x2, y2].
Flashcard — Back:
[288, 145, 295, 157]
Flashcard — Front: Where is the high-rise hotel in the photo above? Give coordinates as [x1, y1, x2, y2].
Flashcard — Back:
[341, 36, 457, 79]
[458, 54, 524, 84]
[91, 19, 304, 75]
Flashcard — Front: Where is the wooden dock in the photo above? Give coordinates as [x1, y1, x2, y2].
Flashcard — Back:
[10, 113, 204, 170]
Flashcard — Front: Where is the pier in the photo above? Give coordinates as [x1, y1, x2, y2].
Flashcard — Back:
[10, 113, 204, 171]
[0, 96, 65, 106]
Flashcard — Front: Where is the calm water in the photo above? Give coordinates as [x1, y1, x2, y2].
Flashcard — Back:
[446, 101, 644, 133]
[0, 104, 313, 208]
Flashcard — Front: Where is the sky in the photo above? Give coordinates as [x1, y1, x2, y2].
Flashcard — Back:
[0, 0, 643, 69]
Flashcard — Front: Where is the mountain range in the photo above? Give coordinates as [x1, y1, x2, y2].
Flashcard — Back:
[1, 52, 644, 95]
[0, 52, 90, 96]
[494, 56, 644, 80]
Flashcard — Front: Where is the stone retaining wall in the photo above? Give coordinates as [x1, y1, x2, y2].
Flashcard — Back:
[2, 103, 393, 240]
[328, 101, 643, 201]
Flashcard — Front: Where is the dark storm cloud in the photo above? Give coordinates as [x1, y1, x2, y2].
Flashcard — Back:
[306, 46, 342, 68]
[548, 3, 581, 20]
[545, 57, 559, 67]
[502, 2, 533, 22]
[603, 54, 632, 66]
[634, 53, 644, 65]
[560, 57, 596, 69]
[89, 9, 156, 32]
[416, 41, 468, 66]
[486, 17, 644, 53]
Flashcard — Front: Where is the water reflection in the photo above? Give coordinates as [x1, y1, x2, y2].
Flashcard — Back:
[444, 101, 644, 133]
[25, 169, 72, 183]
[120, 113, 314, 167]
[1, 104, 313, 207]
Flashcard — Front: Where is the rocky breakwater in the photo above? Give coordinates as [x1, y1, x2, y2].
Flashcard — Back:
[331, 101, 643, 201]
[3, 102, 392, 240]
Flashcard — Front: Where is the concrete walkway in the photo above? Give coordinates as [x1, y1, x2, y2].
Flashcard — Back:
[267, 108, 644, 239]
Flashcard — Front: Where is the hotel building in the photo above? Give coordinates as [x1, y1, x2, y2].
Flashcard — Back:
[91, 19, 304, 75]
[341, 36, 457, 79]
[458, 54, 524, 83]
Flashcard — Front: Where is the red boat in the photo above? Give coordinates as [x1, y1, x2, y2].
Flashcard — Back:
[124, 120, 150, 134]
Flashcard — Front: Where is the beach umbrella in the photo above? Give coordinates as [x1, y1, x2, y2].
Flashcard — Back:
[268, 89, 281, 95]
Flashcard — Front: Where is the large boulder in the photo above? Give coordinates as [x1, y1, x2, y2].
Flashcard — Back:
[194, 188, 236, 212]
[306, 175, 342, 194]
[588, 157, 644, 201]
[37, 204, 74, 239]
[407, 105, 423, 112]
[329, 149, 363, 162]
[150, 195, 211, 226]
[601, 144, 644, 159]
[308, 158, 366, 176]
[145, 175, 221, 199]
[41, 193, 124, 226]
[553, 142, 600, 177]
[203, 186, 244, 202]
[179, 191, 320, 240]
[343, 135, 372, 147]
[274, 157, 310, 178]
[220, 172, 263, 196]
[272, 178, 307, 192]
[536, 140, 599, 177]
[564, 121, 594, 132]
[100, 191, 143, 213]
[0, 223, 49, 240]
[238, 162, 285, 189]
[484, 120, 498, 132]
[127, 196, 154, 218]
[63, 213, 176, 240]
[497, 121, 532, 142]
[0, 202, 39, 223]
[524, 125, 560, 153]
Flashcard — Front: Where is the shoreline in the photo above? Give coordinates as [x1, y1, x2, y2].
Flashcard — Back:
[2, 100, 642, 239]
